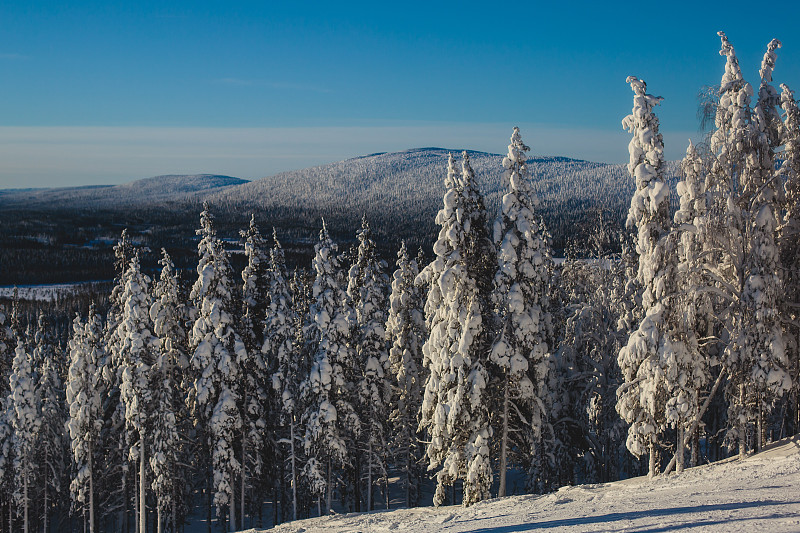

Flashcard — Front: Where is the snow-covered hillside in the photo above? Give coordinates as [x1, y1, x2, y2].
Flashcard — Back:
[207, 148, 680, 234]
[251, 436, 800, 533]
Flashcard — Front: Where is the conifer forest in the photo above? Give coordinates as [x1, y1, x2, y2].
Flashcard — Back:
[0, 32, 799, 533]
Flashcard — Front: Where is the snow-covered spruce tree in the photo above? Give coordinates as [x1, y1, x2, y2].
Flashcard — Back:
[616, 76, 671, 477]
[667, 142, 713, 473]
[706, 33, 791, 456]
[66, 306, 105, 533]
[238, 215, 271, 526]
[386, 241, 426, 507]
[738, 40, 790, 447]
[301, 222, 359, 514]
[188, 204, 244, 531]
[347, 216, 390, 511]
[98, 229, 137, 529]
[149, 249, 187, 533]
[32, 312, 68, 531]
[117, 254, 157, 533]
[263, 230, 301, 522]
[779, 83, 800, 434]
[491, 127, 554, 495]
[9, 326, 41, 533]
[417, 152, 495, 507]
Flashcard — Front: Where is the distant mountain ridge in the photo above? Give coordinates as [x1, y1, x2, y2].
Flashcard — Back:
[0, 174, 247, 209]
[203, 147, 679, 246]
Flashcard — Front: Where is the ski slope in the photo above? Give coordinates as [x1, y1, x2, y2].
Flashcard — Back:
[252, 435, 800, 532]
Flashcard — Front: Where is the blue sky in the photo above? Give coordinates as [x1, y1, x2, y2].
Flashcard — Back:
[2, 1, 800, 187]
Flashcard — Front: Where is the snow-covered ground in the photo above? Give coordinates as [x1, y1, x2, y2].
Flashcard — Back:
[0, 281, 110, 301]
[251, 435, 800, 533]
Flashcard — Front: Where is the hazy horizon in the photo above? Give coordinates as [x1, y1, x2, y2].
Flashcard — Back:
[0, 123, 700, 189]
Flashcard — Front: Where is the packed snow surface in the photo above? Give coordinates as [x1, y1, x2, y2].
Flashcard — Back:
[251, 436, 800, 532]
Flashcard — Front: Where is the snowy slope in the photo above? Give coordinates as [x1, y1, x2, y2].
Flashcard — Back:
[251, 436, 800, 533]
[206, 148, 669, 224]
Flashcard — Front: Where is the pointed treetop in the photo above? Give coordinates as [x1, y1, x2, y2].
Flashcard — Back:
[445, 153, 459, 189]
[505, 126, 530, 167]
[718, 31, 744, 92]
[759, 39, 782, 83]
[272, 226, 281, 249]
[198, 202, 216, 237]
[461, 150, 475, 185]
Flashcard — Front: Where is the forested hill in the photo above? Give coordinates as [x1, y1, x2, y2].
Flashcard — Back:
[206, 147, 682, 250]
[0, 149, 679, 285]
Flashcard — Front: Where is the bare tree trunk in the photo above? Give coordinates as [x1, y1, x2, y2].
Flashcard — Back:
[676, 425, 685, 474]
[498, 377, 509, 497]
[171, 489, 176, 533]
[206, 466, 212, 533]
[648, 442, 657, 478]
[156, 509, 162, 533]
[139, 439, 146, 533]
[290, 421, 297, 521]
[739, 383, 747, 459]
[228, 498, 236, 532]
[89, 448, 95, 533]
[122, 458, 129, 533]
[43, 464, 48, 533]
[367, 441, 373, 511]
[325, 460, 332, 514]
[241, 421, 246, 532]
[23, 470, 28, 533]
[757, 391, 764, 452]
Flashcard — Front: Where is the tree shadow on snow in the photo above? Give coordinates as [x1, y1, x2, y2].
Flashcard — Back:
[466, 500, 797, 533]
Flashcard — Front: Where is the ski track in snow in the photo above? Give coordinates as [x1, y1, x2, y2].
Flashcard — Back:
[246, 436, 800, 533]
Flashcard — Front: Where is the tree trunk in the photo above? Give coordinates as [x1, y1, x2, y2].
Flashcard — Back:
[206, 466, 212, 533]
[157, 509, 162, 533]
[23, 469, 28, 533]
[676, 425, 685, 474]
[89, 448, 95, 533]
[43, 463, 48, 533]
[140, 439, 146, 533]
[290, 421, 297, 522]
[171, 488, 176, 533]
[498, 376, 509, 497]
[241, 421, 246, 532]
[367, 441, 373, 511]
[405, 441, 411, 508]
[648, 442, 657, 478]
[325, 460, 332, 514]
[122, 458, 129, 533]
[739, 383, 747, 459]
[757, 391, 763, 452]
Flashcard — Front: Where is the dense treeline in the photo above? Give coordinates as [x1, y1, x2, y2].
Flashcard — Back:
[0, 32, 798, 533]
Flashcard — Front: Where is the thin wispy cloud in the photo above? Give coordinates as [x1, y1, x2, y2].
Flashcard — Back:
[214, 78, 330, 93]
